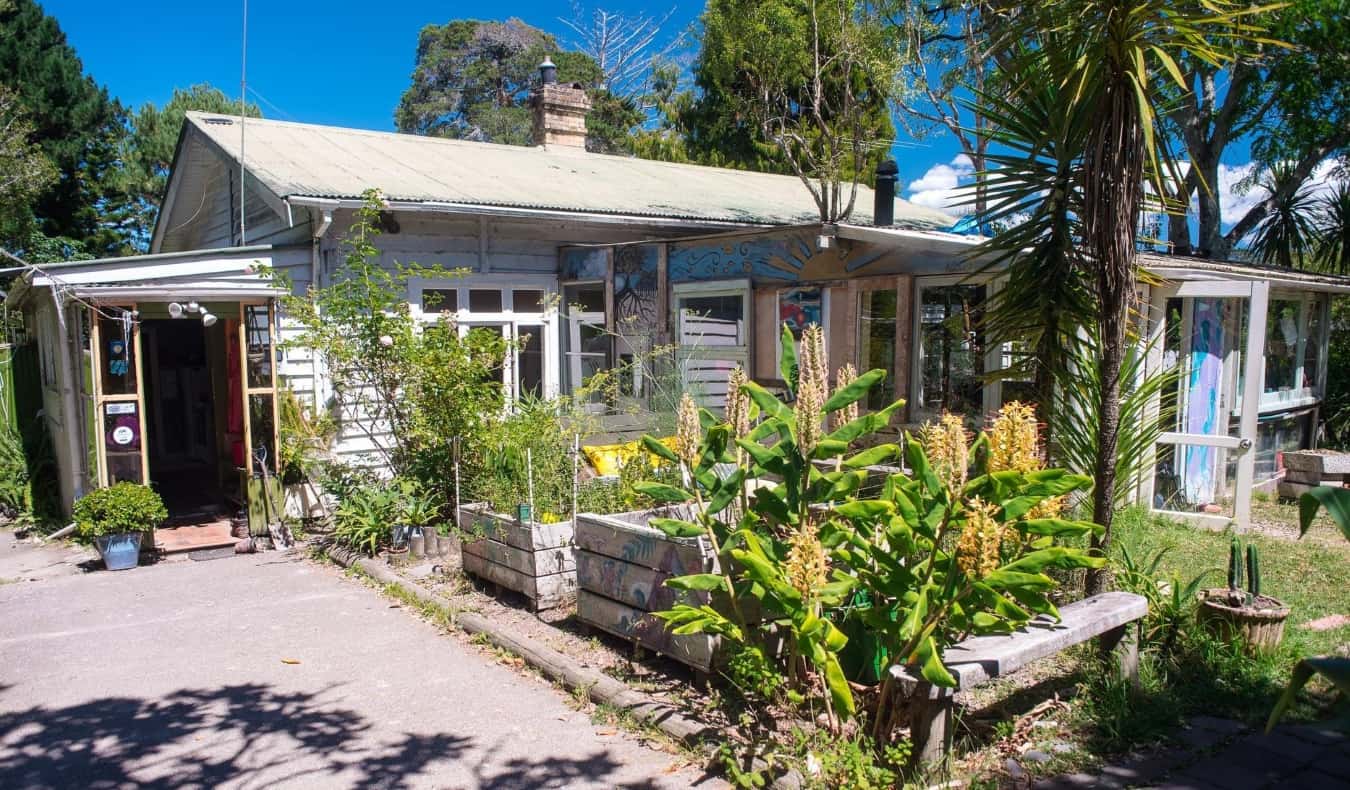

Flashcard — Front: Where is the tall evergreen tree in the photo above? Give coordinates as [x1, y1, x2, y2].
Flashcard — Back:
[394, 18, 639, 153]
[0, 0, 126, 256]
[116, 84, 260, 249]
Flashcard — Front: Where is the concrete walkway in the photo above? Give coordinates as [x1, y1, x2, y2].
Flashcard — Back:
[0, 542, 721, 789]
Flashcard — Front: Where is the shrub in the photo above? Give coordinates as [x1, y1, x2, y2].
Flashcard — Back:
[72, 483, 168, 539]
[333, 480, 405, 555]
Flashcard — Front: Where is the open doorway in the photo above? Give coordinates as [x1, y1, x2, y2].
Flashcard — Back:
[142, 318, 225, 522]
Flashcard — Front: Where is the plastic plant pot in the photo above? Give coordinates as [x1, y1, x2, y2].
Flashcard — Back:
[95, 533, 143, 571]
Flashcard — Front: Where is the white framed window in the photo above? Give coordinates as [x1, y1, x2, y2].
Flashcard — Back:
[560, 280, 611, 403]
[911, 276, 993, 420]
[1259, 292, 1326, 413]
[672, 280, 751, 408]
[410, 275, 559, 401]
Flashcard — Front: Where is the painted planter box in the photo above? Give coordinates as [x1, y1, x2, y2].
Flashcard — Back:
[456, 503, 576, 611]
[573, 506, 721, 673]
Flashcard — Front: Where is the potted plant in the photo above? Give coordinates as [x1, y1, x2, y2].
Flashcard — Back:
[402, 485, 440, 559]
[72, 482, 168, 571]
[1198, 536, 1290, 654]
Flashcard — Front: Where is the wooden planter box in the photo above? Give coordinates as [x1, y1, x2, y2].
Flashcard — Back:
[1278, 450, 1350, 499]
[456, 503, 576, 611]
[573, 506, 721, 673]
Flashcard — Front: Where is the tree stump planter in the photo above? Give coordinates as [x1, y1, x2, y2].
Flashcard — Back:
[573, 506, 721, 673]
[456, 503, 576, 611]
[1197, 588, 1291, 655]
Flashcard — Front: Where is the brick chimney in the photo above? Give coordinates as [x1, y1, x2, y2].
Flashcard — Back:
[532, 58, 591, 149]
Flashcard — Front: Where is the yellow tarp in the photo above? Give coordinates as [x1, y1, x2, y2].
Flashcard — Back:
[582, 437, 677, 476]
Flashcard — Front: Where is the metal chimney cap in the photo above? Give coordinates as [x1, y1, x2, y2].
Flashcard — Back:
[539, 57, 558, 85]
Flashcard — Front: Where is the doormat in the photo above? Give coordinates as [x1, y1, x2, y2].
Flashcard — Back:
[189, 547, 237, 562]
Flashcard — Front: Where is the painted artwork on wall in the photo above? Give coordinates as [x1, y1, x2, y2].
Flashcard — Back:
[1182, 298, 1226, 505]
[779, 287, 824, 337]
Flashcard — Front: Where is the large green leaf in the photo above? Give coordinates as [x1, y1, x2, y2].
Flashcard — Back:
[641, 435, 679, 465]
[779, 323, 798, 393]
[826, 400, 905, 444]
[743, 380, 792, 423]
[842, 443, 901, 469]
[1298, 487, 1350, 541]
[1019, 517, 1102, 538]
[914, 634, 958, 687]
[984, 569, 1057, 592]
[1265, 655, 1350, 733]
[1000, 546, 1105, 574]
[823, 368, 886, 412]
[633, 481, 693, 504]
[649, 517, 704, 538]
[666, 573, 726, 592]
[706, 467, 747, 514]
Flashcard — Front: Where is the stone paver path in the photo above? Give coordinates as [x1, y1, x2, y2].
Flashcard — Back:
[1035, 715, 1349, 789]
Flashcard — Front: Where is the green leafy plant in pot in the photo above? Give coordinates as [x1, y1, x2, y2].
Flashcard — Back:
[72, 483, 168, 571]
[1197, 536, 1289, 655]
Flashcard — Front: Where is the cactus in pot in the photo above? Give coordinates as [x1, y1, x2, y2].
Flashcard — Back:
[1201, 535, 1287, 653]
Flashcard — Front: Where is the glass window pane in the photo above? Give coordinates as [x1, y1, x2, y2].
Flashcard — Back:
[513, 290, 544, 312]
[920, 284, 985, 415]
[104, 402, 143, 485]
[564, 284, 606, 314]
[248, 394, 276, 474]
[678, 294, 744, 345]
[1303, 299, 1323, 390]
[469, 289, 503, 313]
[858, 290, 897, 410]
[98, 313, 137, 396]
[1264, 299, 1300, 394]
[422, 288, 458, 313]
[244, 305, 274, 389]
[1152, 442, 1236, 517]
[518, 327, 544, 399]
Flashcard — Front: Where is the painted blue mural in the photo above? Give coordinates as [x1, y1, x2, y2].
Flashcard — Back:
[667, 230, 886, 284]
[562, 247, 608, 280]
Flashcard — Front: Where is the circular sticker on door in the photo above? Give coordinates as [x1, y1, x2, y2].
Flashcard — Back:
[111, 425, 135, 446]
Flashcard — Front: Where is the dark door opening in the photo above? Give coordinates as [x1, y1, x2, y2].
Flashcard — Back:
[143, 319, 223, 521]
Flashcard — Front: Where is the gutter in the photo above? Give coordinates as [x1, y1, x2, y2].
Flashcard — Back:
[284, 195, 775, 231]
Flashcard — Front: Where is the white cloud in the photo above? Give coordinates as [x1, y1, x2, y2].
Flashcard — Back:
[1177, 159, 1341, 231]
[905, 155, 975, 214]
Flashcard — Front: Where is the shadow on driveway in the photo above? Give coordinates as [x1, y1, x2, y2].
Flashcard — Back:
[0, 681, 674, 789]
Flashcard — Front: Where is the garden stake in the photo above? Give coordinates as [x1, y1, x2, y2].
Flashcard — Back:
[527, 447, 535, 524]
[452, 435, 461, 526]
[571, 433, 579, 527]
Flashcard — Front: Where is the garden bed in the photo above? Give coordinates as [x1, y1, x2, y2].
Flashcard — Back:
[572, 506, 721, 673]
[456, 502, 576, 611]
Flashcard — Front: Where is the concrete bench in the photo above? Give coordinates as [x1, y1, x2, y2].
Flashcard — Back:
[890, 591, 1148, 766]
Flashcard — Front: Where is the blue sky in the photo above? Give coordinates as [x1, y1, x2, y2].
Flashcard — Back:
[44, 0, 1297, 228]
[43, 0, 965, 194]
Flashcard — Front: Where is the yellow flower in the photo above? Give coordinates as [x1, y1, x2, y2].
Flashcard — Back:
[919, 413, 969, 493]
[834, 363, 859, 430]
[675, 393, 701, 467]
[784, 521, 829, 600]
[988, 401, 1042, 474]
[795, 325, 828, 456]
[956, 497, 1005, 580]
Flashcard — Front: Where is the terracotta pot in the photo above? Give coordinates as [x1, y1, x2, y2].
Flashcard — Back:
[1197, 588, 1290, 655]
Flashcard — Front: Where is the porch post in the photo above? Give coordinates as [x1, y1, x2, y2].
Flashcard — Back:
[1235, 281, 1269, 530]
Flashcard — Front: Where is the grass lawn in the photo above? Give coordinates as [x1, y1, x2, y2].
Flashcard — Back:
[1113, 503, 1350, 660]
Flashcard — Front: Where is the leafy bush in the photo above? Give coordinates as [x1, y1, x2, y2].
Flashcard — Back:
[333, 480, 404, 555]
[0, 422, 59, 524]
[278, 388, 336, 486]
[639, 326, 1102, 741]
[72, 483, 168, 539]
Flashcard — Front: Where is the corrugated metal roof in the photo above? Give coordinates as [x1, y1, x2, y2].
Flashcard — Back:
[186, 112, 954, 229]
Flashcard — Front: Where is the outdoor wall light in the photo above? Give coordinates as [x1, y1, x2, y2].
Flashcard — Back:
[187, 301, 200, 313]
[201, 312, 218, 327]
[167, 302, 184, 318]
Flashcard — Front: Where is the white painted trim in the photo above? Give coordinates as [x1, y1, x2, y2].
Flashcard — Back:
[1158, 432, 1245, 449]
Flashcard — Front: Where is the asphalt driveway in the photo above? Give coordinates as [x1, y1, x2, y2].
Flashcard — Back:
[0, 539, 719, 789]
